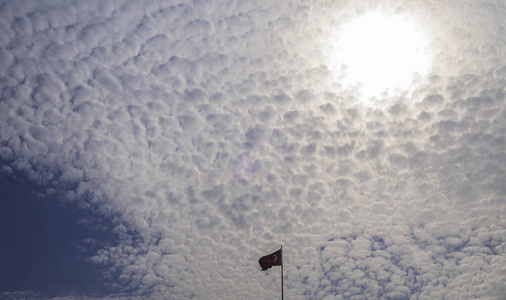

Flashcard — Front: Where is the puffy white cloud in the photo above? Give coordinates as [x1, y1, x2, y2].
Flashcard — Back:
[1, 0, 506, 299]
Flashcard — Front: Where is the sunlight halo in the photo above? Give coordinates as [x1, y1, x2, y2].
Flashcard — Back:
[332, 12, 430, 103]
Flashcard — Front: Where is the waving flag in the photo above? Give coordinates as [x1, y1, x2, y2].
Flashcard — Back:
[259, 248, 282, 271]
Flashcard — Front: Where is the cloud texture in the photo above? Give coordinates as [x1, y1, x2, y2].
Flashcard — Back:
[1, 0, 505, 299]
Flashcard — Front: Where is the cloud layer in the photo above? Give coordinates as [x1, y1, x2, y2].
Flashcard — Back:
[1, 0, 505, 299]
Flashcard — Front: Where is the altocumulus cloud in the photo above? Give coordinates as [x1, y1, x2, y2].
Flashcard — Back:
[1, 0, 506, 299]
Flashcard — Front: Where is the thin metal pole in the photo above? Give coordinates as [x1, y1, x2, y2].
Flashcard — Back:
[281, 246, 284, 300]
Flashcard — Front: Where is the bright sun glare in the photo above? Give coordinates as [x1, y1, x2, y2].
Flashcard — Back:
[334, 12, 430, 102]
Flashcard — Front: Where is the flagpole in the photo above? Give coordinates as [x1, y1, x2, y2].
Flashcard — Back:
[281, 246, 283, 300]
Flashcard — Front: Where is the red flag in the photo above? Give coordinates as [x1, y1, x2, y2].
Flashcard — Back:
[259, 248, 282, 271]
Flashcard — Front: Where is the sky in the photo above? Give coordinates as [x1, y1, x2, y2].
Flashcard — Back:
[0, 0, 505, 299]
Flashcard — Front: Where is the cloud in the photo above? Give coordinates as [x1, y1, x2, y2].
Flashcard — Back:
[1, 0, 506, 299]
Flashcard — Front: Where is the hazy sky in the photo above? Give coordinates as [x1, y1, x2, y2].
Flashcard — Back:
[1, 0, 505, 299]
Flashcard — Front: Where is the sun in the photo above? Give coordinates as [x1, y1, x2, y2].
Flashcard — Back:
[333, 12, 430, 102]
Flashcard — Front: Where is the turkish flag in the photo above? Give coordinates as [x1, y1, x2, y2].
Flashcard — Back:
[259, 248, 282, 271]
